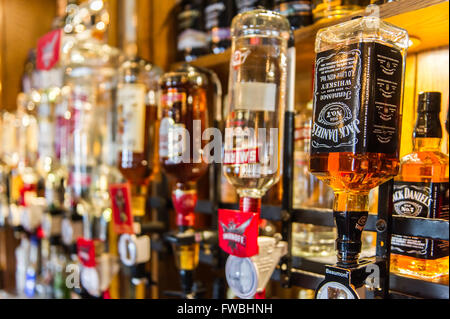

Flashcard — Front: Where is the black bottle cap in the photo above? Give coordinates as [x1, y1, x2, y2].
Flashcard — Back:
[414, 92, 443, 139]
[417, 92, 441, 113]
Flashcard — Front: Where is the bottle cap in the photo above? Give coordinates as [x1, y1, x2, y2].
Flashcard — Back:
[417, 92, 441, 113]
[414, 92, 443, 139]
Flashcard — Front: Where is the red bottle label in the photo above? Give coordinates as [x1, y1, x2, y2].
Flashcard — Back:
[37, 29, 62, 70]
[77, 238, 97, 268]
[172, 190, 197, 227]
[223, 147, 260, 165]
[218, 209, 259, 257]
[109, 184, 134, 234]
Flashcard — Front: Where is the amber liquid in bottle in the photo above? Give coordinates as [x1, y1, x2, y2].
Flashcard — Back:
[310, 16, 408, 265]
[310, 153, 400, 193]
[117, 58, 161, 216]
[390, 92, 449, 281]
[159, 82, 209, 183]
[118, 104, 157, 185]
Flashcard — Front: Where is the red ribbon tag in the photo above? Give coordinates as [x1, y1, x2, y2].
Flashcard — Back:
[109, 184, 134, 234]
[77, 238, 97, 268]
[37, 29, 62, 70]
[19, 183, 37, 207]
[218, 209, 259, 257]
[172, 189, 197, 227]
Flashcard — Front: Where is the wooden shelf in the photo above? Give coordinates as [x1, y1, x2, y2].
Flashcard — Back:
[171, 0, 449, 73]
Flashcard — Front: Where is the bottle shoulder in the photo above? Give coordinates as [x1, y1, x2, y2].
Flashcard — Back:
[315, 16, 409, 53]
[400, 150, 449, 165]
[397, 150, 449, 182]
[119, 57, 162, 86]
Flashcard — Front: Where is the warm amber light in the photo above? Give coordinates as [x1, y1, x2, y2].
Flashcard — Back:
[408, 36, 421, 49]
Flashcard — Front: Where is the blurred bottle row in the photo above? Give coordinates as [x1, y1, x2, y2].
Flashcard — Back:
[0, 0, 342, 298]
[175, 0, 395, 61]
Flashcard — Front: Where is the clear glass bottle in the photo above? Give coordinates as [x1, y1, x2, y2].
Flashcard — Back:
[64, 2, 120, 206]
[310, 16, 408, 265]
[63, 3, 121, 298]
[391, 92, 449, 281]
[223, 9, 290, 214]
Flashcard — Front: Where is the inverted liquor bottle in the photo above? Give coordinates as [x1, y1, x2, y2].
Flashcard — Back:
[64, 3, 120, 205]
[391, 92, 449, 281]
[63, 3, 121, 298]
[223, 9, 290, 215]
[159, 70, 210, 228]
[117, 48, 162, 217]
[159, 69, 210, 296]
[309, 17, 408, 266]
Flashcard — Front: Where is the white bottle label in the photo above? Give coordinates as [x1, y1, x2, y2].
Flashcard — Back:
[159, 117, 175, 158]
[234, 82, 277, 112]
[118, 83, 147, 154]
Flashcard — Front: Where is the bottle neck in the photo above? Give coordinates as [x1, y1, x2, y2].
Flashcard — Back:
[413, 137, 441, 152]
[333, 192, 369, 213]
[333, 192, 369, 267]
[172, 182, 197, 228]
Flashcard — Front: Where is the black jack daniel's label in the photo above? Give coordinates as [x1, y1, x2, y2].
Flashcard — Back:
[392, 181, 449, 259]
[311, 42, 403, 154]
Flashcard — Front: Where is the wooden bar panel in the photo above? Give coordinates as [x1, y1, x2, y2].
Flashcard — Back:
[147, 0, 176, 71]
[400, 54, 418, 157]
[136, 0, 153, 62]
[0, 0, 57, 111]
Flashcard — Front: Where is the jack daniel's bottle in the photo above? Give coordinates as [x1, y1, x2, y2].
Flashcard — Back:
[391, 92, 449, 281]
[309, 16, 408, 266]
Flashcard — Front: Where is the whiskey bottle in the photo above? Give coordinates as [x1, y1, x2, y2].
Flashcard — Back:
[159, 69, 210, 227]
[159, 68, 210, 296]
[391, 92, 449, 281]
[312, 0, 370, 23]
[117, 0, 162, 217]
[310, 16, 408, 266]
